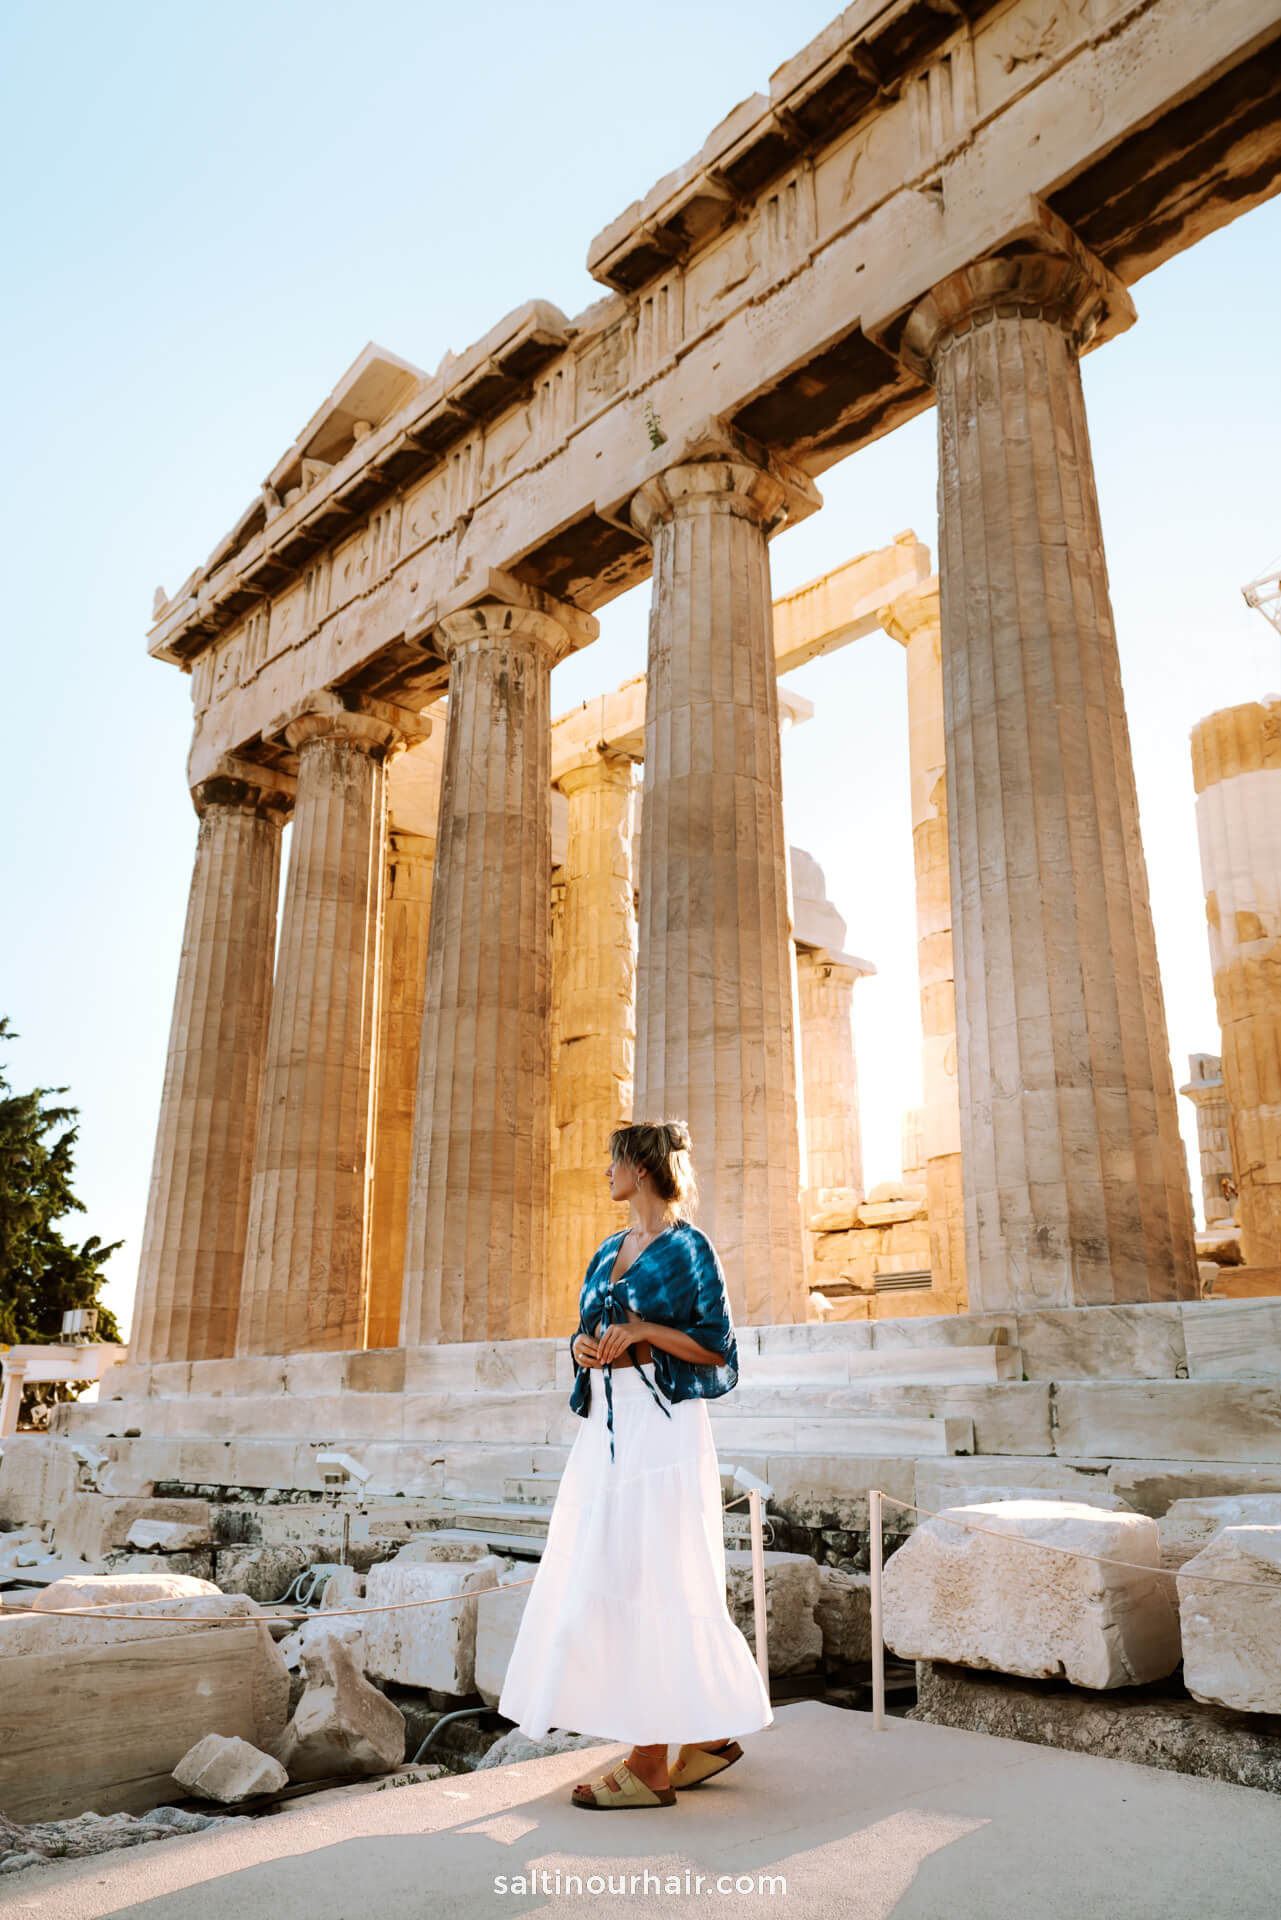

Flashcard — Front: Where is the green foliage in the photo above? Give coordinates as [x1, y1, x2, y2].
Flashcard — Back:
[0, 1018, 122, 1425]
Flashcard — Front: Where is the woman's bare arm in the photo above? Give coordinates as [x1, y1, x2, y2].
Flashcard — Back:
[612, 1321, 724, 1367]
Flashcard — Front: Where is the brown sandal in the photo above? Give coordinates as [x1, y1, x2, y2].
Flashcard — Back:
[670, 1740, 743, 1788]
[570, 1760, 677, 1809]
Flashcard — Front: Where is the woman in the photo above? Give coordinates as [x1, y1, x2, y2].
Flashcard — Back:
[497, 1119, 773, 1810]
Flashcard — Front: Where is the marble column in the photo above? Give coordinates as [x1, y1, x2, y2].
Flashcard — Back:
[1191, 699, 1281, 1265]
[630, 453, 811, 1325]
[400, 591, 593, 1346]
[548, 751, 638, 1330]
[237, 695, 418, 1356]
[901, 248, 1197, 1310]
[1180, 1054, 1237, 1228]
[796, 950, 864, 1196]
[366, 829, 435, 1348]
[881, 582, 966, 1309]
[131, 769, 291, 1363]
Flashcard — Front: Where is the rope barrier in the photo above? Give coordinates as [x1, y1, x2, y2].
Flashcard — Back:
[3, 1576, 539, 1625]
[875, 1492, 1281, 1592]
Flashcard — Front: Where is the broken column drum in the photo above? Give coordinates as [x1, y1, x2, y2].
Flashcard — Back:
[901, 249, 1197, 1311]
[629, 454, 808, 1326]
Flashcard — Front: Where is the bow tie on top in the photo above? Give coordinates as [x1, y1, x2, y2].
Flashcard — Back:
[595, 1280, 672, 1463]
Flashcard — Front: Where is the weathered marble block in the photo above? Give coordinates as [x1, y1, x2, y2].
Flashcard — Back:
[724, 1549, 821, 1675]
[1179, 1525, 1281, 1714]
[1158, 1495, 1281, 1569]
[364, 1553, 509, 1691]
[474, 1564, 539, 1704]
[882, 1500, 1181, 1689]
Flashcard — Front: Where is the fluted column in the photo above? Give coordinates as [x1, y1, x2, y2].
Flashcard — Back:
[131, 770, 291, 1363]
[548, 752, 638, 1330]
[901, 247, 1197, 1309]
[401, 591, 594, 1346]
[1191, 700, 1281, 1265]
[1180, 1054, 1238, 1229]
[630, 452, 811, 1325]
[796, 950, 863, 1196]
[366, 829, 435, 1348]
[238, 694, 421, 1356]
[881, 582, 966, 1309]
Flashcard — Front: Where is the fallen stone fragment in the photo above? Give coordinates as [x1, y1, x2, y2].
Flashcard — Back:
[1158, 1495, 1281, 1569]
[0, 1804, 240, 1873]
[32, 1571, 219, 1611]
[274, 1619, 405, 1780]
[173, 1733, 287, 1803]
[883, 1499, 1181, 1689]
[128, 1517, 211, 1552]
[1179, 1524, 1281, 1714]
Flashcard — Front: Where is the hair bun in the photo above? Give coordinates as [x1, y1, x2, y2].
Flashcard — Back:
[664, 1120, 692, 1152]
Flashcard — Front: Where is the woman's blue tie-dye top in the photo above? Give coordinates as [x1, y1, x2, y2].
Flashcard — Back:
[568, 1219, 738, 1462]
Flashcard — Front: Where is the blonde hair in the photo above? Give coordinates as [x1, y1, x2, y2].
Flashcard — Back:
[608, 1119, 698, 1218]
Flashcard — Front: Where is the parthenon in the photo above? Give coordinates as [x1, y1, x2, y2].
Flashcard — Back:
[129, 0, 1281, 1365]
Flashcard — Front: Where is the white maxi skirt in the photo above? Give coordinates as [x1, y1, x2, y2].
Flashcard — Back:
[497, 1362, 774, 1745]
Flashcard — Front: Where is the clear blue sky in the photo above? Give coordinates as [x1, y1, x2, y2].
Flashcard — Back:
[1, 2, 1277, 1335]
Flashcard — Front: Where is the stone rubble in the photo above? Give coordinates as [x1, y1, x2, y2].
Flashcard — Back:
[0, 1805, 241, 1875]
[172, 1733, 288, 1803]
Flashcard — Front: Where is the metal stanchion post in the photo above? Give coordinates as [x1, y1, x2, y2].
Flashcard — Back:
[749, 1486, 769, 1686]
[869, 1487, 886, 1731]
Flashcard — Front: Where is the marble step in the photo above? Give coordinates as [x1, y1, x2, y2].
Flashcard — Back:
[740, 1345, 1024, 1385]
[436, 1498, 554, 1537]
[504, 1474, 562, 1503]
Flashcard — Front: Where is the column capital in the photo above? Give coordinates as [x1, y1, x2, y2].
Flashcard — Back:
[190, 753, 296, 821]
[630, 458, 789, 543]
[266, 688, 433, 765]
[434, 567, 598, 669]
[618, 417, 820, 546]
[878, 577, 941, 648]
[553, 748, 638, 799]
[900, 223, 1133, 384]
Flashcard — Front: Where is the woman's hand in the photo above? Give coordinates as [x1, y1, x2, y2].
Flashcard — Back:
[595, 1321, 648, 1366]
[571, 1331, 602, 1369]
